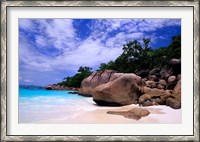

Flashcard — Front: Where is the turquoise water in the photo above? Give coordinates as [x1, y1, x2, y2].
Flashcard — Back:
[19, 87, 83, 99]
[19, 87, 94, 123]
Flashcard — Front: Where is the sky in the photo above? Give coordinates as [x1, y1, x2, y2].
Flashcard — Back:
[19, 19, 181, 86]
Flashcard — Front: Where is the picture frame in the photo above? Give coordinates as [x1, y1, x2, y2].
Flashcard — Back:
[1, 0, 199, 141]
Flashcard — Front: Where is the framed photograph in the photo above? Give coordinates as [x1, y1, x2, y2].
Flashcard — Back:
[1, 0, 199, 141]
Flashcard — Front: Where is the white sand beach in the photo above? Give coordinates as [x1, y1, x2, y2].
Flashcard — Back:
[33, 97, 182, 124]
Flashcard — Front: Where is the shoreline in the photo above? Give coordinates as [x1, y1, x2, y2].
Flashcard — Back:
[32, 104, 182, 124]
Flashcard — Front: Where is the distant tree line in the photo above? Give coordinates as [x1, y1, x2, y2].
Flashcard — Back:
[57, 35, 181, 88]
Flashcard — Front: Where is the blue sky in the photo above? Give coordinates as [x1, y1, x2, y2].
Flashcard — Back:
[19, 19, 181, 86]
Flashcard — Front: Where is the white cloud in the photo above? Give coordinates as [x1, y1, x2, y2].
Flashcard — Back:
[51, 38, 122, 71]
[44, 19, 75, 49]
[19, 19, 76, 50]
[35, 35, 47, 47]
[19, 18, 181, 76]
[19, 36, 53, 72]
[136, 19, 181, 32]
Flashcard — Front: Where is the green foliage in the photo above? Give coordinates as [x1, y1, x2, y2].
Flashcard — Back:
[166, 35, 181, 59]
[150, 47, 168, 68]
[97, 35, 181, 73]
[98, 38, 153, 72]
[57, 66, 92, 88]
[98, 61, 116, 71]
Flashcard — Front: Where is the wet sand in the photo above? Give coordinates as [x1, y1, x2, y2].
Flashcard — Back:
[35, 104, 182, 124]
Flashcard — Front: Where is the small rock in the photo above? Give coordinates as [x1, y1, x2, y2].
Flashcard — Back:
[139, 94, 151, 104]
[149, 75, 157, 81]
[169, 58, 181, 65]
[155, 98, 161, 103]
[141, 86, 165, 96]
[166, 82, 177, 90]
[159, 79, 167, 87]
[158, 94, 173, 105]
[142, 100, 153, 106]
[141, 78, 148, 85]
[166, 98, 181, 109]
[145, 81, 156, 88]
[168, 75, 176, 83]
[160, 68, 173, 80]
[157, 84, 165, 89]
[165, 90, 173, 95]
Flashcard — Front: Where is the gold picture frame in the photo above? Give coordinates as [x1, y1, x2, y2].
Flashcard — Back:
[1, 0, 199, 141]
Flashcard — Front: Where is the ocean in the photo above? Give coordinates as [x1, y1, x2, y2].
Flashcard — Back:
[19, 86, 95, 123]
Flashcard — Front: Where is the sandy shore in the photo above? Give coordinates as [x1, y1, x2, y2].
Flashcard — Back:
[35, 104, 182, 124]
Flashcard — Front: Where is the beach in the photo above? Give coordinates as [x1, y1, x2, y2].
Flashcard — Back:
[33, 98, 182, 124]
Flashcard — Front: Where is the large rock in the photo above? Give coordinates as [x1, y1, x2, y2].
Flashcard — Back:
[79, 70, 141, 97]
[109, 73, 124, 82]
[92, 74, 142, 106]
[79, 70, 117, 96]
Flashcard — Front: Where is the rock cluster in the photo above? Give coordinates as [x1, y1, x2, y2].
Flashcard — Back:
[138, 59, 181, 90]
[139, 80, 181, 109]
[79, 59, 181, 109]
[137, 59, 181, 109]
